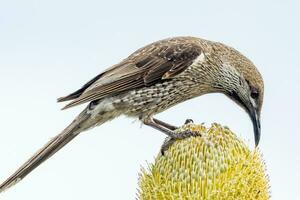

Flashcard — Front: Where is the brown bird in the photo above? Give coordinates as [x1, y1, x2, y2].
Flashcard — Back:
[0, 36, 264, 192]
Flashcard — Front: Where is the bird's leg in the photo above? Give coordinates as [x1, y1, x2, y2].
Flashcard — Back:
[152, 118, 178, 130]
[143, 117, 178, 138]
[143, 117, 200, 155]
[143, 117, 199, 139]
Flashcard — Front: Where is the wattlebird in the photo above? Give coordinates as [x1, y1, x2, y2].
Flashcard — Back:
[0, 36, 264, 192]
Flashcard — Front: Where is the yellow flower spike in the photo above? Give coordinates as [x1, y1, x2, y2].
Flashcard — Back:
[138, 123, 270, 200]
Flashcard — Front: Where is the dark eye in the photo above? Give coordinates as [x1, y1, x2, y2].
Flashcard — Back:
[250, 87, 259, 99]
[246, 79, 259, 99]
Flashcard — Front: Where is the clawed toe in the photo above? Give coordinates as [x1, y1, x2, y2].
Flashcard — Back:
[160, 130, 201, 155]
[184, 119, 194, 124]
[175, 130, 199, 139]
[144, 117, 200, 155]
[160, 138, 176, 155]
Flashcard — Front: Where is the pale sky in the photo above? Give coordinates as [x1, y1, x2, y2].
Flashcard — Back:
[0, 0, 299, 199]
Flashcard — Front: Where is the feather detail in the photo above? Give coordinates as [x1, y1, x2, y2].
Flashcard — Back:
[59, 37, 202, 109]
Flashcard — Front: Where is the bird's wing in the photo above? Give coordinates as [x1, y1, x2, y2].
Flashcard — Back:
[59, 37, 202, 109]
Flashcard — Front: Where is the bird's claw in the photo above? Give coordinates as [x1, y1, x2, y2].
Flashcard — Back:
[147, 117, 199, 155]
[160, 138, 176, 155]
[173, 130, 199, 139]
[184, 119, 194, 124]
[160, 129, 201, 155]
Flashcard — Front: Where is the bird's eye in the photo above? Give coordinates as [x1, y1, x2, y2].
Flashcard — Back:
[246, 79, 259, 100]
[250, 87, 259, 99]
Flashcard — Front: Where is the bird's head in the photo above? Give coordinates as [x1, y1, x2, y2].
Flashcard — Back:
[211, 43, 264, 146]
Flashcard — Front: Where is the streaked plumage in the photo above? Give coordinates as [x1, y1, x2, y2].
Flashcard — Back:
[0, 36, 264, 193]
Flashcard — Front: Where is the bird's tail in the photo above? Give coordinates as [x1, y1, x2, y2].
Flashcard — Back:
[0, 109, 91, 193]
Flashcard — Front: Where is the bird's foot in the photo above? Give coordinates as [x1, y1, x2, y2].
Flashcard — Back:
[143, 117, 201, 155]
[160, 130, 200, 155]
[161, 138, 176, 155]
[160, 118, 201, 155]
[184, 118, 194, 124]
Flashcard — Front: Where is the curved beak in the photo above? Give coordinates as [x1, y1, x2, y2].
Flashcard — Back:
[226, 91, 261, 146]
[249, 108, 261, 146]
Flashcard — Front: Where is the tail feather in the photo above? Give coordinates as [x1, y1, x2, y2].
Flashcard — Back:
[57, 94, 80, 102]
[0, 110, 90, 193]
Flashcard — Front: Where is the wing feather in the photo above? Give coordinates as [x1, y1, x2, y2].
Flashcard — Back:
[60, 37, 202, 109]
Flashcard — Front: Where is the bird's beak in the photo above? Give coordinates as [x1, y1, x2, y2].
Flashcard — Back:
[249, 108, 261, 146]
[226, 91, 261, 146]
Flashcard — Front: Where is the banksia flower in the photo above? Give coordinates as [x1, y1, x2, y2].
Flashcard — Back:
[138, 123, 270, 200]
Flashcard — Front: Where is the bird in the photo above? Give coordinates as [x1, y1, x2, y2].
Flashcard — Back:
[0, 36, 264, 192]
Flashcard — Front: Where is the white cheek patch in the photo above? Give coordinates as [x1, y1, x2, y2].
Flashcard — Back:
[250, 97, 258, 108]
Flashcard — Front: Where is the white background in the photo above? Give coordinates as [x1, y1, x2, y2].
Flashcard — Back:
[0, 0, 299, 199]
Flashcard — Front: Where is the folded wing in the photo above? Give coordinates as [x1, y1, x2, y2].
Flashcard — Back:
[58, 37, 202, 109]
